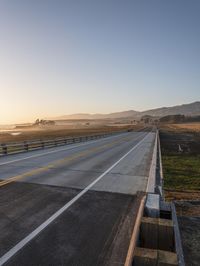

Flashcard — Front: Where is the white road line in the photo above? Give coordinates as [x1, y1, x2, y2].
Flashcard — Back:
[0, 133, 130, 167]
[0, 131, 151, 266]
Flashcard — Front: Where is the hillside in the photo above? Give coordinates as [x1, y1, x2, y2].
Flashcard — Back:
[49, 110, 138, 120]
[47, 101, 200, 120]
[141, 101, 200, 117]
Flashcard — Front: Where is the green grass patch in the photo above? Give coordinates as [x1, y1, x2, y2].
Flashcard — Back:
[162, 155, 200, 190]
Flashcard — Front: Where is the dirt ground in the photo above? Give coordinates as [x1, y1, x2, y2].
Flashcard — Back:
[164, 190, 200, 202]
[175, 200, 200, 217]
[159, 126, 200, 155]
[175, 201, 200, 266]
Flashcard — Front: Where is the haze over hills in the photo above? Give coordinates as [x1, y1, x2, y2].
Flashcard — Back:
[48, 101, 200, 120]
[140, 101, 200, 117]
[50, 110, 139, 120]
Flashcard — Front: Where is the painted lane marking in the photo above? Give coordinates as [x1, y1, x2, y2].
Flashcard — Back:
[0, 132, 151, 265]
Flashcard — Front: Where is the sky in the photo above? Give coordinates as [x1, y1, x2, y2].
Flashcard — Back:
[0, 0, 200, 124]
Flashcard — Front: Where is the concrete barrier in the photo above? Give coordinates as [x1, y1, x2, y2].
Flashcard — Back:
[146, 130, 158, 193]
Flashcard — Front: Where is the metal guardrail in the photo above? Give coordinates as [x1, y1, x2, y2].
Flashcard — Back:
[0, 131, 125, 156]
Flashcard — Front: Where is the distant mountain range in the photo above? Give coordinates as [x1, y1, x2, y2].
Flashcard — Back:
[48, 101, 200, 120]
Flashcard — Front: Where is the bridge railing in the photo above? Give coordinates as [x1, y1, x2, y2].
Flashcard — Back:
[0, 131, 124, 156]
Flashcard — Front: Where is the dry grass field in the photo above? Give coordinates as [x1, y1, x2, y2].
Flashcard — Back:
[0, 124, 143, 144]
[164, 190, 200, 201]
[164, 122, 200, 132]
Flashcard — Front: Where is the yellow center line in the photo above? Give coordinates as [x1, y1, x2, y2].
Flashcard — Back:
[0, 134, 140, 188]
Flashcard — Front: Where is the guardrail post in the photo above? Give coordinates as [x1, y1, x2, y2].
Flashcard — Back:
[24, 141, 29, 151]
[41, 140, 45, 149]
[1, 144, 7, 155]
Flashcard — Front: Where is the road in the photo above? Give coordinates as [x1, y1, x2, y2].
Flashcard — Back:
[0, 129, 156, 266]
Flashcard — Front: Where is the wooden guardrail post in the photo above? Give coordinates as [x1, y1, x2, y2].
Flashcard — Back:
[41, 140, 45, 148]
[1, 144, 7, 155]
[24, 141, 29, 151]
[125, 196, 146, 266]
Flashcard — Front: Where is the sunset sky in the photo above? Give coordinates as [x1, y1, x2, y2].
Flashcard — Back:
[0, 0, 200, 124]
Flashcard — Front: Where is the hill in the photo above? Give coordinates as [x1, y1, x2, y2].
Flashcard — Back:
[141, 101, 200, 117]
[50, 110, 138, 120]
[47, 101, 200, 120]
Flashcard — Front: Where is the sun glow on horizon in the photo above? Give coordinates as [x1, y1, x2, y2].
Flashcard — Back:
[0, 1, 199, 125]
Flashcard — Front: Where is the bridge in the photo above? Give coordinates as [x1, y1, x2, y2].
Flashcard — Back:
[0, 128, 184, 265]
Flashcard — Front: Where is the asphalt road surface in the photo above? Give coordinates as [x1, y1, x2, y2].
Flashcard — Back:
[0, 130, 156, 266]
